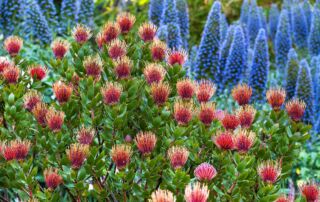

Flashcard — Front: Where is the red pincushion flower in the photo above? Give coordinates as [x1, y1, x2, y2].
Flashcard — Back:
[46, 108, 65, 132]
[234, 130, 256, 154]
[174, 100, 194, 125]
[258, 160, 281, 184]
[44, 168, 63, 190]
[300, 182, 319, 202]
[143, 63, 166, 85]
[72, 24, 92, 44]
[0, 57, 13, 73]
[108, 39, 127, 60]
[28, 65, 48, 81]
[139, 23, 157, 42]
[221, 113, 240, 130]
[101, 82, 123, 105]
[23, 90, 42, 112]
[167, 49, 188, 66]
[196, 80, 216, 103]
[3, 65, 20, 84]
[150, 40, 167, 61]
[236, 105, 256, 128]
[4, 36, 23, 56]
[77, 126, 95, 145]
[184, 182, 209, 202]
[102, 22, 121, 43]
[194, 163, 217, 181]
[111, 144, 132, 170]
[116, 12, 136, 34]
[150, 189, 175, 202]
[275, 196, 290, 202]
[198, 102, 216, 126]
[66, 144, 89, 169]
[96, 32, 105, 49]
[2, 140, 31, 161]
[83, 55, 103, 79]
[266, 88, 286, 110]
[135, 131, 157, 155]
[151, 83, 171, 106]
[114, 56, 132, 79]
[53, 81, 73, 103]
[32, 102, 48, 127]
[167, 146, 189, 169]
[286, 99, 306, 122]
[176, 79, 196, 100]
[214, 131, 234, 150]
[51, 39, 70, 60]
[232, 83, 252, 106]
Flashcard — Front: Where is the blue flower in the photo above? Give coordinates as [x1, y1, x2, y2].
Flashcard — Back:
[291, 4, 308, 48]
[268, 4, 279, 41]
[149, 0, 164, 27]
[176, 0, 189, 50]
[59, 0, 78, 34]
[240, 0, 249, 24]
[285, 48, 300, 100]
[301, 0, 312, 32]
[247, 0, 262, 47]
[160, 0, 178, 26]
[308, 8, 320, 57]
[0, 0, 25, 37]
[166, 23, 182, 50]
[77, 0, 94, 27]
[37, 0, 57, 29]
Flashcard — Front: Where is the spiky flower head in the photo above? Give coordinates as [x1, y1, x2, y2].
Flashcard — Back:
[96, 32, 105, 49]
[72, 24, 92, 44]
[196, 80, 216, 103]
[28, 65, 48, 81]
[0, 57, 13, 73]
[32, 102, 48, 127]
[3, 65, 20, 84]
[174, 100, 194, 125]
[143, 63, 166, 85]
[234, 130, 256, 154]
[139, 23, 157, 42]
[108, 39, 127, 60]
[167, 49, 188, 66]
[53, 81, 73, 103]
[221, 113, 240, 131]
[4, 36, 23, 56]
[176, 79, 196, 100]
[46, 108, 65, 132]
[299, 182, 319, 202]
[151, 82, 171, 106]
[135, 131, 157, 155]
[66, 143, 89, 169]
[184, 182, 209, 202]
[44, 168, 63, 190]
[116, 12, 136, 34]
[213, 131, 234, 150]
[149, 189, 175, 202]
[83, 55, 103, 80]
[113, 56, 132, 79]
[236, 105, 256, 128]
[23, 90, 42, 112]
[151, 40, 167, 61]
[266, 88, 286, 110]
[232, 83, 252, 106]
[111, 144, 132, 170]
[167, 146, 189, 169]
[2, 140, 31, 161]
[194, 163, 217, 181]
[77, 126, 95, 145]
[285, 99, 306, 122]
[51, 39, 70, 60]
[257, 160, 281, 184]
[101, 82, 123, 105]
[102, 22, 121, 43]
[275, 196, 290, 202]
[198, 102, 216, 126]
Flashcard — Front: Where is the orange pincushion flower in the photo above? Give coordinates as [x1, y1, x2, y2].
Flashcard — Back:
[53, 81, 73, 103]
[213, 131, 234, 150]
[167, 49, 188, 66]
[151, 82, 171, 106]
[176, 79, 196, 100]
[77, 126, 95, 145]
[150, 40, 167, 61]
[28, 65, 48, 81]
[184, 182, 209, 202]
[51, 39, 70, 60]
[108, 39, 127, 60]
[236, 105, 256, 128]
[150, 189, 175, 202]
[221, 113, 240, 130]
[167, 146, 189, 169]
[285, 99, 306, 122]
[232, 83, 252, 106]
[72, 24, 92, 44]
[101, 82, 123, 105]
[66, 143, 89, 169]
[174, 100, 194, 125]
[46, 108, 65, 132]
[113, 56, 132, 79]
[234, 130, 256, 153]
[143, 63, 166, 85]
[3, 65, 20, 84]
[44, 168, 63, 190]
[2, 140, 31, 161]
[198, 102, 216, 126]
[139, 23, 157, 42]
[266, 88, 286, 110]
[299, 182, 319, 202]
[135, 131, 157, 155]
[257, 160, 281, 184]
[32, 102, 48, 127]
[275, 196, 290, 202]
[196, 80, 216, 103]
[111, 144, 132, 170]
[23, 90, 42, 112]
[83, 55, 103, 79]
[0, 57, 13, 73]
[4, 36, 23, 56]
[116, 12, 136, 34]
[96, 32, 105, 49]
[102, 22, 121, 43]
[194, 163, 217, 181]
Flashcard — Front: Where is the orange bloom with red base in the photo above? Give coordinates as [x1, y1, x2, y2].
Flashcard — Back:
[143, 63, 166, 85]
[232, 83, 252, 106]
[44, 168, 63, 190]
[66, 144, 89, 169]
[111, 144, 132, 170]
[4, 36, 23, 56]
[101, 82, 123, 105]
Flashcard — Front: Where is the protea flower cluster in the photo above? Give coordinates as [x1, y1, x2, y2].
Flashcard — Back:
[299, 182, 319, 202]
[167, 146, 189, 169]
[72, 24, 92, 44]
[135, 131, 157, 155]
[111, 144, 132, 170]
[51, 39, 70, 60]
[66, 144, 89, 169]
[4, 36, 23, 57]
[257, 160, 281, 184]
[1, 140, 31, 161]
[28, 65, 48, 81]
[44, 168, 63, 190]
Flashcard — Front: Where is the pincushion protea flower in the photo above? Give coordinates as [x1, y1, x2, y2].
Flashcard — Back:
[77, 126, 95, 145]
[72, 24, 92, 44]
[2, 140, 31, 161]
[167, 49, 188, 66]
[232, 83, 252, 106]
[174, 100, 194, 125]
[285, 99, 306, 122]
[150, 189, 175, 202]
[113, 56, 132, 79]
[266, 88, 286, 110]
[116, 12, 136, 34]
[108, 39, 127, 60]
[213, 131, 234, 150]
[46, 108, 65, 132]
[44, 168, 63, 190]
[151, 40, 167, 61]
[275, 196, 290, 202]
[234, 130, 256, 153]
[3, 65, 20, 84]
[167, 146, 189, 169]
[139, 23, 157, 42]
[102, 22, 121, 43]
[151, 82, 171, 106]
[196, 80, 216, 103]
[111, 144, 132, 170]
[66, 143, 89, 169]
[143, 63, 166, 85]
[23, 90, 42, 112]
[135, 131, 157, 155]
[198, 102, 216, 126]
[236, 105, 256, 128]
[32, 102, 48, 127]
[51, 39, 70, 60]
[299, 182, 319, 202]
[28, 65, 48, 81]
[4, 36, 23, 56]
[83, 55, 103, 80]
[101, 82, 123, 105]
[194, 163, 217, 181]
[221, 113, 240, 130]
[258, 160, 281, 184]
[184, 182, 209, 202]
[176, 79, 196, 100]
[96, 32, 105, 49]
[0, 57, 13, 73]
[53, 81, 73, 103]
